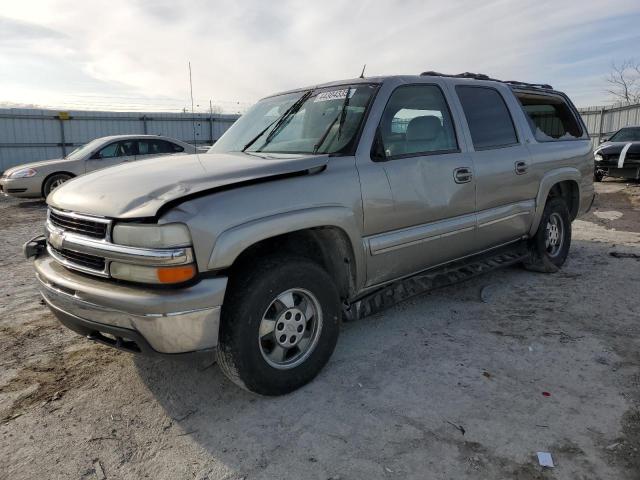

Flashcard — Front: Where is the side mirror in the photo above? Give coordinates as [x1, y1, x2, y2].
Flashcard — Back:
[90, 152, 102, 160]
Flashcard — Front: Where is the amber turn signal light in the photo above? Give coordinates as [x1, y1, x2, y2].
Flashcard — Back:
[156, 264, 197, 284]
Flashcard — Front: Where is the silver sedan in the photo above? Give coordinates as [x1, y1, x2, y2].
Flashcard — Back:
[0, 134, 197, 199]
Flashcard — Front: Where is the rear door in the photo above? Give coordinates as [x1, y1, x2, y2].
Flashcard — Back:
[451, 84, 536, 250]
[356, 82, 477, 286]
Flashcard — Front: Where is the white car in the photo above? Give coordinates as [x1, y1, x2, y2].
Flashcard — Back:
[0, 135, 197, 198]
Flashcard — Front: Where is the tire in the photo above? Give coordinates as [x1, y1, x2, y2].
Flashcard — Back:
[43, 173, 72, 197]
[217, 256, 341, 395]
[594, 170, 604, 182]
[523, 197, 571, 273]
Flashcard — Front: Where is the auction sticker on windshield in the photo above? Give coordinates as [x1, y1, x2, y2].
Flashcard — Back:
[314, 89, 356, 102]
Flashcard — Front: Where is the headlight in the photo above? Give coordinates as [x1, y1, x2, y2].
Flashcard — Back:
[9, 168, 37, 178]
[594, 153, 603, 162]
[112, 223, 191, 248]
[110, 262, 196, 284]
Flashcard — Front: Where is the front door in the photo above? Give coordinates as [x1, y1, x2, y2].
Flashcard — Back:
[357, 83, 477, 287]
[85, 140, 137, 173]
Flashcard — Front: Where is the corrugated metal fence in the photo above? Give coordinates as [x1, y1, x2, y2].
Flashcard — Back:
[578, 102, 640, 145]
[0, 108, 239, 173]
[2, 102, 639, 173]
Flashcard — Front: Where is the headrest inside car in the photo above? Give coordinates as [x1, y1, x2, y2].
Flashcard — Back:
[406, 115, 443, 141]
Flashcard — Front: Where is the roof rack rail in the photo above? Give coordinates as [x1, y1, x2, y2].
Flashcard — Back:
[419, 71, 553, 90]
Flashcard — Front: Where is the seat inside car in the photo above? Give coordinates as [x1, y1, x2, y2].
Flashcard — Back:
[405, 115, 446, 153]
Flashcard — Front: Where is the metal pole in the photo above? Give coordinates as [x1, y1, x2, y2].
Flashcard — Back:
[209, 100, 214, 145]
[189, 61, 196, 146]
[141, 115, 148, 134]
[597, 107, 605, 145]
[58, 117, 67, 157]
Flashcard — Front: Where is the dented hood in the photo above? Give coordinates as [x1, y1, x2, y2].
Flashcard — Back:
[48, 152, 328, 218]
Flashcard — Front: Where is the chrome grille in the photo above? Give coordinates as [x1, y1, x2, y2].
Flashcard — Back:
[46, 208, 112, 277]
[48, 208, 109, 239]
[50, 246, 106, 271]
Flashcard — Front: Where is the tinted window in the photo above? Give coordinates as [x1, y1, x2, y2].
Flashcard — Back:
[515, 92, 583, 141]
[376, 85, 458, 158]
[456, 86, 518, 149]
[138, 140, 182, 155]
[120, 140, 137, 156]
[169, 142, 184, 152]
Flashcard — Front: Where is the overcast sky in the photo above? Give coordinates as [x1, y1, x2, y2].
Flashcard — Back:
[1, 0, 640, 112]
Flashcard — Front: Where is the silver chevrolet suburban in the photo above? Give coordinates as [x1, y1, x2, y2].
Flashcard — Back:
[24, 72, 595, 395]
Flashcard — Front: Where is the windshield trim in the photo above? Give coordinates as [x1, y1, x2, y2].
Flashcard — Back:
[259, 80, 382, 103]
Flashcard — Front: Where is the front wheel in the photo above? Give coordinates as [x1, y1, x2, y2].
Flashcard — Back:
[523, 197, 572, 273]
[43, 173, 72, 197]
[217, 256, 340, 395]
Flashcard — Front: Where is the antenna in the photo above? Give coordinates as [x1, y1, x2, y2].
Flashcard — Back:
[359, 64, 366, 79]
[188, 61, 197, 147]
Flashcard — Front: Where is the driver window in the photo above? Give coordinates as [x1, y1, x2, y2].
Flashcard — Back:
[377, 85, 458, 159]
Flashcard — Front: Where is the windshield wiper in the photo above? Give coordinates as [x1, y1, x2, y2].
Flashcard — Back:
[313, 87, 352, 154]
[243, 89, 314, 153]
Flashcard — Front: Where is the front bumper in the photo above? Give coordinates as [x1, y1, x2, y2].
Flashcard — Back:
[0, 176, 42, 198]
[595, 164, 640, 180]
[33, 250, 228, 355]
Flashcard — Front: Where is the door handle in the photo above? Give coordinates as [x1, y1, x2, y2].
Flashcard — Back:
[515, 161, 528, 175]
[453, 167, 473, 184]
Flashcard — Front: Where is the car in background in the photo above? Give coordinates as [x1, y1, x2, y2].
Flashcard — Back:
[594, 126, 640, 182]
[0, 135, 197, 198]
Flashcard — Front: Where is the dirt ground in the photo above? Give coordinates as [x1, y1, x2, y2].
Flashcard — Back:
[1, 180, 639, 480]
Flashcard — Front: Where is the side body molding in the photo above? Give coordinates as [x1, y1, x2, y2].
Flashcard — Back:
[207, 206, 366, 289]
[529, 167, 581, 236]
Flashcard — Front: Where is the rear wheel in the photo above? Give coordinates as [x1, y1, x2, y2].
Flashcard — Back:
[217, 256, 341, 395]
[524, 197, 571, 273]
[43, 173, 72, 197]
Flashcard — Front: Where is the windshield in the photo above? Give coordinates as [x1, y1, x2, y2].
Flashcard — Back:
[210, 84, 377, 155]
[65, 138, 104, 161]
[609, 127, 640, 142]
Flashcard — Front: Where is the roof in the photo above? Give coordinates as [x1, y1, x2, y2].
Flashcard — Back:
[97, 134, 176, 141]
[267, 72, 558, 99]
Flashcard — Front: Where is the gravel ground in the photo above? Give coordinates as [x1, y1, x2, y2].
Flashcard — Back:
[1, 181, 639, 480]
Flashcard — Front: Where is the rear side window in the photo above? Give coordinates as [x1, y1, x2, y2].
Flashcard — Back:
[138, 140, 183, 155]
[515, 92, 583, 141]
[456, 86, 518, 150]
[170, 142, 185, 152]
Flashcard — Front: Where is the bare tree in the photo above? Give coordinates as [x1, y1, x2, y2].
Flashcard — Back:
[606, 59, 640, 104]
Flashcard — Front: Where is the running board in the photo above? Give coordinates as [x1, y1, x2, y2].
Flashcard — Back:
[346, 241, 530, 321]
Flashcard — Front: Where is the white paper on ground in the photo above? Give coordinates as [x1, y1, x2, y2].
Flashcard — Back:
[537, 452, 554, 468]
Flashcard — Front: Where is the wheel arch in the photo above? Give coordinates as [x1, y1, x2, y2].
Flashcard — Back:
[529, 167, 581, 236]
[208, 206, 365, 300]
[41, 171, 75, 197]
